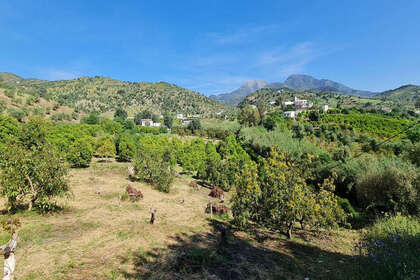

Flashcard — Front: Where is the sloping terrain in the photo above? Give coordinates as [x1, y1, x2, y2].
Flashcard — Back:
[1, 160, 359, 280]
[0, 73, 228, 117]
[376, 84, 420, 107]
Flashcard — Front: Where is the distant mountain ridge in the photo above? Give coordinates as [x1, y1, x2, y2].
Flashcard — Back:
[210, 74, 376, 106]
[209, 80, 268, 106]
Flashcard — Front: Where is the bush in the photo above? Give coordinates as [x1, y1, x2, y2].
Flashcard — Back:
[67, 138, 94, 167]
[96, 136, 116, 160]
[117, 136, 136, 162]
[355, 158, 419, 214]
[81, 112, 100, 125]
[133, 147, 174, 193]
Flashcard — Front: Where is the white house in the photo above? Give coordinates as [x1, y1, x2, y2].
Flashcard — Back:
[294, 96, 308, 109]
[282, 111, 296, 118]
[176, 114, 184, 119]
[140, 119, 161, 127]
[322, 105, 329, 112]
[283, 96, 309, 109]
[182, 120, 192, 126]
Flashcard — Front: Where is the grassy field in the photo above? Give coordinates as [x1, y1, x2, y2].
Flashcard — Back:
[2, 160, 362, 280]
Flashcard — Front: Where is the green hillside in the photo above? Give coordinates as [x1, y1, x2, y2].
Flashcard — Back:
[238, 87, 416, 114]
[377, 85, 420, 107]
[0, 73, 228, 118]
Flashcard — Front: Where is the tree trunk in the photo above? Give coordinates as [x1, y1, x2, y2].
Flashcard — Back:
[2, 232, 18, 280]
[287, 222, 294, 239]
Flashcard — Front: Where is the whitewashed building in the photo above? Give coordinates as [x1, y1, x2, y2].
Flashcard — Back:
[282, 111, 296, 118]
[140, 119, 161, 127]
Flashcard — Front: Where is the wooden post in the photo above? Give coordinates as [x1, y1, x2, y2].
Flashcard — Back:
[118, 193, 121, 208]
[210, 201, 213, 219]
[150, 208, 157, 224]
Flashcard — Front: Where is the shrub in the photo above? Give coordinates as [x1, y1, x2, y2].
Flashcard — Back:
[96, 136, 116, 160]
[0, 99, 6, 113]
[117, 136, 136, 162]
[67, 138, 94, 167]
[133, 147, 174, 193]
[81, 112, 100, 125]
[187, 118, 202, 131]
[403, 142, 420, 167]
[355, 158, 419, 214]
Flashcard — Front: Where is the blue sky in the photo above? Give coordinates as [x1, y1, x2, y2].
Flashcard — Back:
[1, 0, 420, 95]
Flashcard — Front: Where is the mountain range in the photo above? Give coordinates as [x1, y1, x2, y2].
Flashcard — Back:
[210, 74, 376, 106]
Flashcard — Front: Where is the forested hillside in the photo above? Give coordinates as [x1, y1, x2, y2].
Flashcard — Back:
[0, 73, 228, 118]
[377, 85, 420, 107]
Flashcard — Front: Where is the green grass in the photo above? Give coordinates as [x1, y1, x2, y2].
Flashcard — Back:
[201, 118, 241, 132]
[351, 215, 420, 280]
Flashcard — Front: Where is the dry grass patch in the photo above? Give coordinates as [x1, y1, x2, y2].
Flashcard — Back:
[0, 161, 361, 279]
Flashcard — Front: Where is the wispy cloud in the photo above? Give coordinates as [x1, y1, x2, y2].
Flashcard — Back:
[173, 40, 326, 94]
[169, 23, 330, 94]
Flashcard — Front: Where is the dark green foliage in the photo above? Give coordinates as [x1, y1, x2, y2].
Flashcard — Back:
[403, 142, 420, 167]
[0, 115, 20, 147]
[67, 138, 94, 168]
[292, 122, 305, 140]
[238, 104, 260, 127]
[407, 126, 420, 143]
[114, 107, 128, 120]
[199, 135, 252, 191]
[188, 118, 202, 131]
[100, 118, 123, 134]
[134, 110, 153, 125]
[308, 110, 321, 121]
[117, 135, 136, 162]
[81, 112, 101, 125]
[0, 121, 70, 212]
[7, 108, 25, 122]
[133, 146, 174, 193]
[163, 113, 174, 128]
[355, 158, 419, 214]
